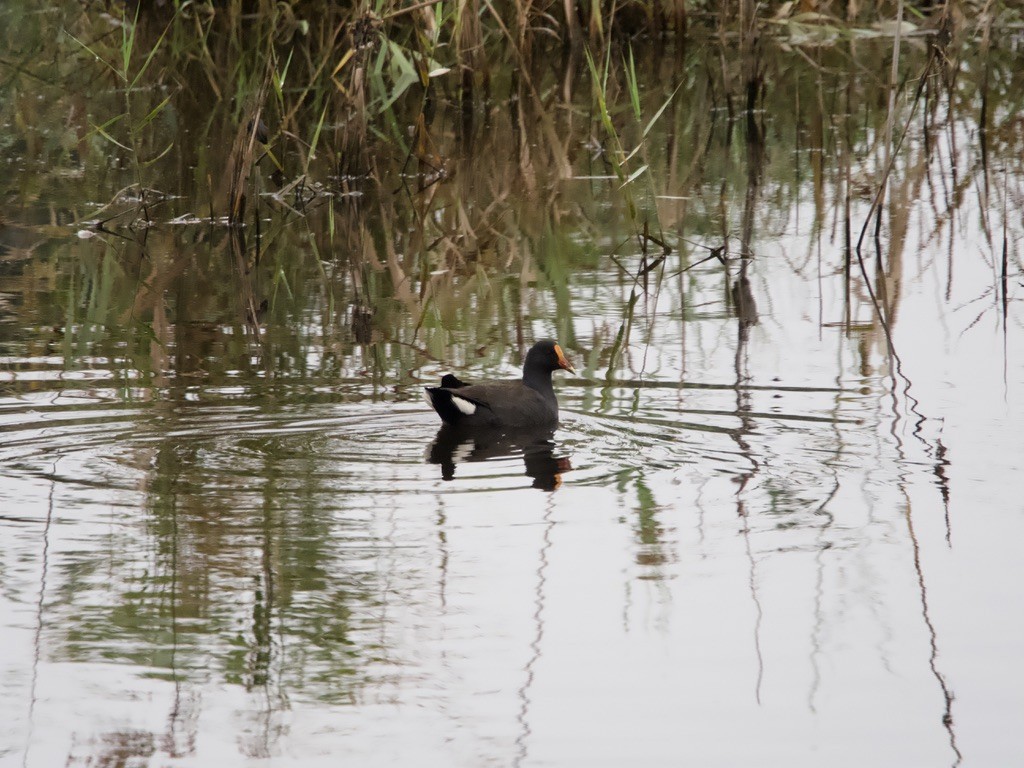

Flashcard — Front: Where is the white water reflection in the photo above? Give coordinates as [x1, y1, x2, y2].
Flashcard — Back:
[2, 319, 1021, 766]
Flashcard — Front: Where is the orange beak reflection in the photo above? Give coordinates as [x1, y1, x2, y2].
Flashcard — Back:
[554, 344, 576, 375]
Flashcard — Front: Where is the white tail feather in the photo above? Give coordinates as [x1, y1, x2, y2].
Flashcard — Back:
[452, 395, 476, 415]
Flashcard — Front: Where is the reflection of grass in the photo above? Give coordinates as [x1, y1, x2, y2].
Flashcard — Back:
[0, 1, 1021, 389]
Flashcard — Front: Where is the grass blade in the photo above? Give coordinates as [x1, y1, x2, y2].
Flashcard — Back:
[136, 93, 173, 131]
[621, 164, 649, 188]
[92, 121, 133, 151]
[306, 102, 329, 166]
[624, 45, 641, 122]
[643, 82, 683, 138]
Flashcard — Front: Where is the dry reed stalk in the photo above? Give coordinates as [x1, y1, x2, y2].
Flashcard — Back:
[226, 74, 271, 224]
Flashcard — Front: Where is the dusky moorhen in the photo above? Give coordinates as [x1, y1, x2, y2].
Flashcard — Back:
[423, 339, 575, 428]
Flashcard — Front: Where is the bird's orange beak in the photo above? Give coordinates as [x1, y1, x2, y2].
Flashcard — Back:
[554, 344, 576, 375]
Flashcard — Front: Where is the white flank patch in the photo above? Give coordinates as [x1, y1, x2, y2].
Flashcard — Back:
[452, 395, 476, 416]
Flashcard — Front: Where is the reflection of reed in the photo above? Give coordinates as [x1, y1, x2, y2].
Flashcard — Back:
[934, 438, 952, 545]
[23, 467, 55, 768]
[807, 352, 846, 714]
[883, 362, 961, 764]
[737, 495, 764, 707]
[904, 494, 962, 766]
[731, 67, 767, 706]
[732, 279, 765, 705]
[240, 502, 280, 761]
[229, 226, 266, 356]
[161, 485, 198, 759]
[513, 492, 555, 767]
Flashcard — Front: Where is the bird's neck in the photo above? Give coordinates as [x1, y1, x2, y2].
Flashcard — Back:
[523, 369, 554, 395]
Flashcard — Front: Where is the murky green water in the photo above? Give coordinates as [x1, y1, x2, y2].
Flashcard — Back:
[2, 4, 1023, 766]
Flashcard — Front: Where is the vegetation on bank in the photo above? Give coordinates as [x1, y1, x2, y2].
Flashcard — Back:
[34, 0, 1021, 215]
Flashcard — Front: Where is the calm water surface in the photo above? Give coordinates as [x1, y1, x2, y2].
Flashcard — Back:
[2, 5, 1023, 766]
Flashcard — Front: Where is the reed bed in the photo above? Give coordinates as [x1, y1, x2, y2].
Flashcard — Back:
[0, 0, 1021, 385]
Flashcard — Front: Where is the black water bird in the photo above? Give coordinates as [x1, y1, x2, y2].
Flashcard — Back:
[423, 340, 576, 428]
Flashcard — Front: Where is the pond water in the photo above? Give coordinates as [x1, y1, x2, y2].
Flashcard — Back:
[2, 4, 1023, 766]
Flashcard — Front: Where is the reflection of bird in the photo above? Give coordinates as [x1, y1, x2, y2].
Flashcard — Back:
[426, 423, 572, 490]
[731, 274, 759, 328]
[423, 340, 576, 428]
